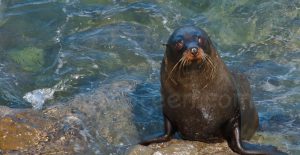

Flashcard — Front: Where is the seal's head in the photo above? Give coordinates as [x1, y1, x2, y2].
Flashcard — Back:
[165, 26, 214, 70]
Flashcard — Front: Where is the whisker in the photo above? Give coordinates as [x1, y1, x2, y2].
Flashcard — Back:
[183, 59, 188, 74]
[205, 55, 216, 79]
[198, 55, 207, 72]
[167, 57, 184, 82]
[179, 59, 185, 78]
[166, 53, 216, 87]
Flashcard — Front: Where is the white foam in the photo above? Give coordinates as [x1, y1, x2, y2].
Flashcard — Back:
[23, 88, 55, 110]
[23, 80, 67, 110]
[261, 80, 281, 92]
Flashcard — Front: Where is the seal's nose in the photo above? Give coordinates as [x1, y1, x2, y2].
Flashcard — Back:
[191, 47, 198, 56]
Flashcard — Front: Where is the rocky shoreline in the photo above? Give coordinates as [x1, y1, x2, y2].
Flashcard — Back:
[0, 105, 236, 155]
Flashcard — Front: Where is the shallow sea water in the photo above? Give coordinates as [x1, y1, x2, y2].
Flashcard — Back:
[0, 0, 299, 154]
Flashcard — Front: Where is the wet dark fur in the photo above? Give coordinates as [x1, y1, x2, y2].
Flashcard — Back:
[140, 26, 287, 155]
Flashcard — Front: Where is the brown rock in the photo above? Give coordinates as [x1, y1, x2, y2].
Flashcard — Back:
[128, 139, 237, 155]
[0, 108, 91, 154]
[0, 113, 48, 151]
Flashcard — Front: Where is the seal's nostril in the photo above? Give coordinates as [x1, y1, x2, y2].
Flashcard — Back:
[191, 48, 198, 55]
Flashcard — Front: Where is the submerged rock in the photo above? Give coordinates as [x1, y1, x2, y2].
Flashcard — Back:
[8, 47, 45, 72]
[128, 139, 237, 155]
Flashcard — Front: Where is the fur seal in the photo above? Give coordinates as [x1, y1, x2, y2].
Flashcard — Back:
[140, 26, 287, 155]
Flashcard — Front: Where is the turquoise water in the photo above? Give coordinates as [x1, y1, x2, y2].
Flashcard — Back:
[0, 0, 299, 154]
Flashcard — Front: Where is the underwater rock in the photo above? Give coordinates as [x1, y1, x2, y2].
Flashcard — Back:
[64, 80, 140, 152]
[0, 0, 7, 27]
[9, 47, 45, 72]
[128, 139, 237, 155]
[251, 132, 291, 153]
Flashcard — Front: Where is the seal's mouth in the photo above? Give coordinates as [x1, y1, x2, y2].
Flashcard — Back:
[167, 47, 216, 82]
[181, 47, 205, 68]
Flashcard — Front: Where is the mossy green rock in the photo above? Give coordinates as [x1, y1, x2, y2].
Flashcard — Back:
[9, 47, 45, 72]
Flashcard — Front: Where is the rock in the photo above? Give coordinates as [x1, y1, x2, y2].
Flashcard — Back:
[62, 80, 140, 153]
[0, 80, 140, 154]
[8, 47, 45, 72]
[0, 106, 17, 117]
[0, 107, 91, 154]
[0, 115, 48, 151]
[128, 145, 155, 155]
[128, 139, 237, 155]
[251, 132, 291, 153]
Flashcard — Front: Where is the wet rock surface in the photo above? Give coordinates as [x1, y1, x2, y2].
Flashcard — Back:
[0, 106, 92, 154]
[0, 80, 139, 154]
[0, 113, 48, 151]
[128, 139, 237, 155]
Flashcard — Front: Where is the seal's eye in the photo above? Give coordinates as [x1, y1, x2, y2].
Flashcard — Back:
[175, 40, 184, 51]
[198, 37, 205, 46]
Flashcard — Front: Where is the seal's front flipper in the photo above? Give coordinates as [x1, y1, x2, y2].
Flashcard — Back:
[139, 116, 175, 146]
[227, 123, 288, 155]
